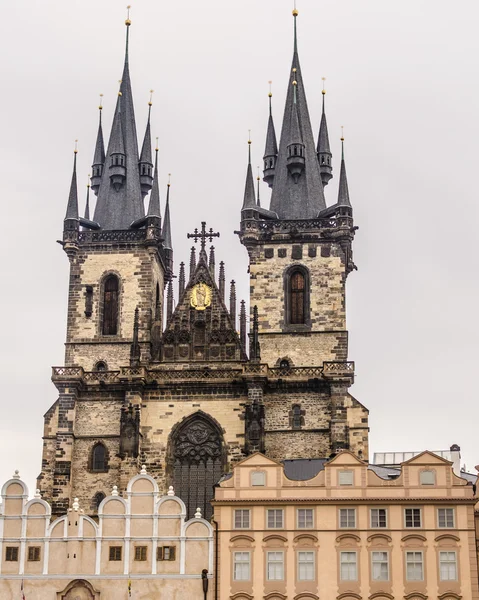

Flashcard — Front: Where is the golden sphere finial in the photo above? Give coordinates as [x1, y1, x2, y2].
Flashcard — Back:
[268, 80, 273, 98]
[341, 125, 345, 142]
[292, 8, 299, 17]
[125, 5, 131, 26]
[149, 89, 154, 106]
[74, 139, 78, 154]
[293, 80, 297, 86]
[168, 173, 171, 187]
[155, 136, 159, 152]
[99, 93, 103, 109]
[292, 67, 297, 73]
[322, 77, 326, 95]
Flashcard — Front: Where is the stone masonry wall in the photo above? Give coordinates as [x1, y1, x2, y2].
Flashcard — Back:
[249, 242, 347, 367]
[266, 431, 331, 461]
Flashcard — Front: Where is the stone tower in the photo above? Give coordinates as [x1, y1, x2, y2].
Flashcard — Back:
[39, 9, 368, 520]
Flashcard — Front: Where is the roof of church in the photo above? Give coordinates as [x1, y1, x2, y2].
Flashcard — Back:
[268, 11, 327, 219]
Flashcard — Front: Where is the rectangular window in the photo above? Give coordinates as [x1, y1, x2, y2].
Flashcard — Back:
[340, 551, 357, 581]
[5, 547, 18, 562]
[251, 471, 266, 486]
[439, 551, 457, 581]
[298, 551, 315, 581]
[109, 546, 122, 561]
[420, 470, 435, 485]
[267, 551, 284, 580]
[234, 551, 250, 581]
[297, 508, 314, 529]
[406, 551, 423, 581]
[370, 508, 387, 528]
[339, 508, 356, 528]
[371, 551, 389, 581]
[339, 471, 354, 486]
[267, 509, 284, 529]
[438, 508, 455, 528]
[157, 546, 176, 561]
[134, 546, 147, 561]
[234, 509, 251, 529]
[27, 546, 41, 562]
[405, 508, 422, 528]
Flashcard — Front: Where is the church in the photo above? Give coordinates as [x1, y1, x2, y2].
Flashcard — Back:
[38, 7, 368, 521]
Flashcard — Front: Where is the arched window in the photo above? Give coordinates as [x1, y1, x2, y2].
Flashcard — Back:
[102, 275, 119, 335]
[154, 283, 161, 321]
[92, 492, 106, 511]
[91, 443, 107, 472]
[292, 404, 302, 429]
[94, 361, 107, 372]
[290, 270, 305, 324]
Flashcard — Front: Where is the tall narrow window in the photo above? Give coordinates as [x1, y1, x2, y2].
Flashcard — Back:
[91, 444, 106, 472]
[103, 275, 119, 335]
[290, 271, 305, 324]
[292, 404, 302, 429]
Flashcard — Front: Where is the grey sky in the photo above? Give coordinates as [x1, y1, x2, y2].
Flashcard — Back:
[1, 0, 477, 493]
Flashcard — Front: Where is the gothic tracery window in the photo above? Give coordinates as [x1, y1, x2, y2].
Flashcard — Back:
[290, 270, 305, 324]
[102, 275, 119, 335]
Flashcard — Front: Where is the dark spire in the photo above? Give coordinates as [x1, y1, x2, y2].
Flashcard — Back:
[317, 80, 333, 187]
[93, 13, 144, 229]
[130, 307, 141, 367]
[139, 92, 154, 198]
[240, 300, 247, 355]
[91, 98, 105, 195]
[166, 279, 173, 322]
[84, 176, 91, 221]
[286, 76, 305, 183]
[178, 262, 185, 298]
[162, 176, 172, 249]
[147, 142, 161, 220]
[209, 246, 216, 277]
[269, 9, 326, 219]
[242, 139, 256, 210]
[250, 305, 261, 362]
[230, 280, 237, 330]
[263, 83, 278, 188]
[219, 261, 225, 301]
[256, 168, 261, 208]
[189, 247, 196, 279]
[65, 145, 79, 222]
[337, 133, 351, 207]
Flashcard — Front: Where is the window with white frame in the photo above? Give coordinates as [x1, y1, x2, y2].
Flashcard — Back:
[438, 508, 455, 528]
[420, 470, 435, 485]
[298, 551, 315, 581]
[251, 471, 266, 486]
[339, 470, 354, 486]
[371, 551, 389, 581]
[370, 508, 387, 528]
[267, 509, 284, 529]
[340, 551, 358, 581]
[404, 507, 422, 528]
[339, 508, 356, 528]
[406, 551, 424, 581]
[233, 551, 251, 581]
[439, 551, 457, 581]
[234, 509, 250, 529]
[297, 508, 314, 529]
[267, 551, 284, 580]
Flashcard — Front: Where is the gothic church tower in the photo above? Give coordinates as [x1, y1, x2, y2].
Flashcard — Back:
[39, 9, 368, 520]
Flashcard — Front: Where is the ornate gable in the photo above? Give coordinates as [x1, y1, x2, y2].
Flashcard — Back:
[161, 255, 245, 362]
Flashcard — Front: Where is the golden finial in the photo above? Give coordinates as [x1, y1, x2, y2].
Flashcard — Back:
[149, 89, 154, 107]
[292, 0, 298, 17]
[248, 129, 252, 144]
[155, 136, 159, 152]
[293, 80, 297, 86]
[74, 139, 78, 154]
[87, 174, 91, 188]
[292, 67, 297, 73]
[268, 80, 272, 98]
[125, 5, 131, 26]
[341, 126, 344, 142]
[118, 80, 122, 97]
[322, 77, 326, 95]
[168, 173, 171, 187]
[257, 166, 260, 182]
[99, 93, 104, 110]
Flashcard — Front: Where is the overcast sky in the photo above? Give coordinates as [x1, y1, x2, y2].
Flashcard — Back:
[1, 0, 478, 494]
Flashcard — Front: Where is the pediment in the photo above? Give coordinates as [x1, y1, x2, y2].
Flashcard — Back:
[326, 450, 366, 467]
[402, 450, 452, 466]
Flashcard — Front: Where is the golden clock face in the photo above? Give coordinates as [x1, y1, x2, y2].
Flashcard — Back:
[190, 282, 212, 311]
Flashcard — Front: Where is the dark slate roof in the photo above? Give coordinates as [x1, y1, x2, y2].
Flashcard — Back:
[84, 184, 90, 221]
[93, 27, 144, 230]
[269, 17, 326, 219]
[264, 97, 278, 158]
[242, 143, 256, 209]
[162, 183, 172, 249]
[337, 141, 351, 207]
[147, 148, 161, 219]
[92, 109, 105, 166]
[64, 152, 79, 221]
[317, 96, 331, 155]
[368, 465, 401, 480]
[283, 459, 327, 481]
[139, 106, 153, 166]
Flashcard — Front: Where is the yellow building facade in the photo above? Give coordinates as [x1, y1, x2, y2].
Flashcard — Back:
[213, 451, 478, 600]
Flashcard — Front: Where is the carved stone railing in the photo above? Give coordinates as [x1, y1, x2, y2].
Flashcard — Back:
[256, 218, 338, 232]
[78, 230, 147, 244]
[268, 366, 324, 378]
[149, 368, 243, 381]
[52, 367, 84, 380]
[243, 364, 268, 375]
[83, 370, 120, 383]
[323, 361, 355, 376]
